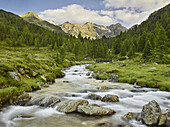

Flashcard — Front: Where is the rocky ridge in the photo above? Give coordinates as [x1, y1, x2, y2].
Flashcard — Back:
[61, 22, 127, 39]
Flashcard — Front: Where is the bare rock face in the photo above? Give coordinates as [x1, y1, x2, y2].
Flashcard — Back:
[77, 105, 116, 116]
[61, 22, 127, 39]
[141, 100, 162, 126]
[57, 100, 89, 113]
[101, 94, 119, 102]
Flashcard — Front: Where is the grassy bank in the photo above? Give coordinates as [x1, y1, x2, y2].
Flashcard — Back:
[86, 60, 170, 91]
[0, 46, 81, 108]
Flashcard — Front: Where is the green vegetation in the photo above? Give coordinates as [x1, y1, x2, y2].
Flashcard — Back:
[0, 4, 169, 108]
[0, 46, 79, 108]
[86, 59, 170, 91]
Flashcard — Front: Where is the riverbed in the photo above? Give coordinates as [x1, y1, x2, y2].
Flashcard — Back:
[0, 65, 170, 127]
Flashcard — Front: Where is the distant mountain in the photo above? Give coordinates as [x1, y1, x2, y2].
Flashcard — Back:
[21, 12, 66, 35]
[61, 22, 127, 39]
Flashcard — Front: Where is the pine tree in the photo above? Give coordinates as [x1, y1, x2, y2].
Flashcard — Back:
[120, 42, 126, 56]
[142, 40, 152, 62]
[34, 38, 40, 50]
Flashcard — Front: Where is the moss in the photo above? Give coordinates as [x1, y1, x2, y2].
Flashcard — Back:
[0, 87, 22, 107]
[86, 60, 170, 91]
[160, 87, 167, 91]
[99, 73, 109, 80]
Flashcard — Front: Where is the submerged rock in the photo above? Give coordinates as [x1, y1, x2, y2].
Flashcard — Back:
[99, 86, 109, 91]
[77, 105, 116, 116]
[57, 100, 89, 113]
[13, 93, 31, 106]
[86, 72, 91, 76]
[86, 93, 102, 100]
[141, 100, 162, 126]
[101, 94, 119, 102]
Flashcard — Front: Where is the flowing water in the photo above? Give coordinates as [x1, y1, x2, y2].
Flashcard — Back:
[0, 65, 170, 127]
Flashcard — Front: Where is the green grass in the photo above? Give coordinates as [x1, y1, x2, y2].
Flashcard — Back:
[87, 60, 170, 91]
[0, 46, 81, 108]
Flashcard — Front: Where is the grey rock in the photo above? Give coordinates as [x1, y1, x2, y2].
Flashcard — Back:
[86, 72, 91, 76]
[107, 74, 119, 82]
[92, 73, 97, 78]
[77, 105, 116, 116]
[102, 94, 119, 102]
[166, 117, 170, 127]
[40, 75, 47, 81]
[32, 71, 38, 77]
[57, 100, 89, 113]
[121, 112, 139, 121]
[141, 100, 162, 126]
[40, 96, 60, 107]
[19, 68, 25, 75]
[28, 96, 60, 107]
[28, 96, 45, 106]
[13, 93, 31, 106]
[158, 113, 168, 126]
[9, 72, 20, 81]
[99, 86, 109, 90]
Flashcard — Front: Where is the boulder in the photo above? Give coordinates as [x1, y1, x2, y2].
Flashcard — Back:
[158, 113, 168, 126]
[57, 100, 89, 113]
[27, 96, 45, 106]
[92, 73, 97, 78]
[121, 112, 139, 121]
[13, 93, 31, 106]
[101, 94, 119, 102]
[107, 74, 119, 82]
[86, 93, 102, 100]
[141, 100, 162, 126]
[40, 96, 60, 107]
[9, 72, 20, 81]
[166, 117, 170, 127]
[77, 105, 116, 116]
[28, 96, 60, 107]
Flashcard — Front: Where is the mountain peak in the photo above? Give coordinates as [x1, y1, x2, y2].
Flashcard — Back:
[21, 12, 42, 21]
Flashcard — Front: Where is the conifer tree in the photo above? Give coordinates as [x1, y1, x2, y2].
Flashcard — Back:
[142, 40, 152, 62]
[120, 42, 126, 56]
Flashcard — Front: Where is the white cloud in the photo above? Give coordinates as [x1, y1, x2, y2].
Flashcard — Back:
[103, 0, 170, 12]
[39, 4, 115, 26]
[102, 0, 170, 28]
[113, 9, 149, 27]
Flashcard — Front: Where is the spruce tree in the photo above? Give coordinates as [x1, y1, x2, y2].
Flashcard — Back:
[120, 42, 126, 56]
[142, 40, 152, 62]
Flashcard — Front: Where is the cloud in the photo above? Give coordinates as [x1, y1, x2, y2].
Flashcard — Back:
[103, 0, 170, 12]
[113, 9, 149, 27]
[102, 0, 170, 28]
[39, 4, 115, 26]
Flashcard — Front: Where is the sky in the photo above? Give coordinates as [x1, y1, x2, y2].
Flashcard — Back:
[0, 0, 170, 28]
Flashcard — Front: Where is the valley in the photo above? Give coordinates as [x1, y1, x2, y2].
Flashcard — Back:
[0, 2, 170, 127]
